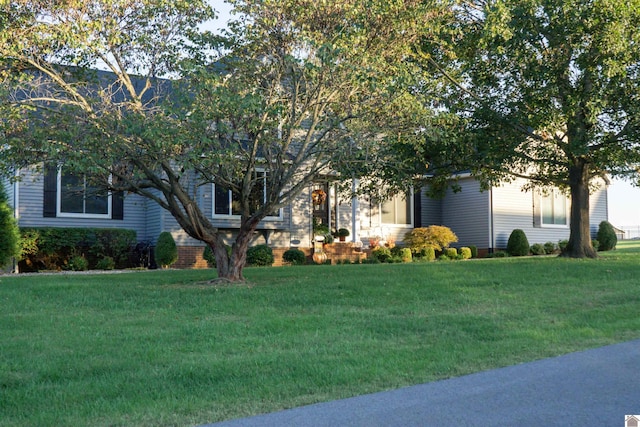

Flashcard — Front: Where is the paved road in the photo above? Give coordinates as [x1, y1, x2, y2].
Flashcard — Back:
[204, 339, 640, 427]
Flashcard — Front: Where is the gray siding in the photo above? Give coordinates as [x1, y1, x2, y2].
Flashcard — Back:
[439, 178, 491, 249]
[15, 168, 148, 240]
[491, 177, 609, 248]
[420, 188, 443, 226]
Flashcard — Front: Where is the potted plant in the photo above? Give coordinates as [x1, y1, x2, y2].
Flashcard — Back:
[336, 228, 350, 242]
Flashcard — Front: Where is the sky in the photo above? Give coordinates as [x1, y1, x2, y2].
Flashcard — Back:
[203, 1, 640, 229]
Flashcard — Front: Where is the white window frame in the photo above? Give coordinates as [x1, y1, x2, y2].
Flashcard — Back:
[380, 189, 414, 228]
[540, 190, 569, 228]
[212, 170, 282, 220]
[57, 168, 112, 219]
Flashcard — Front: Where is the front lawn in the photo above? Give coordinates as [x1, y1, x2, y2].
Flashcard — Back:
[2, 242, 639, 426]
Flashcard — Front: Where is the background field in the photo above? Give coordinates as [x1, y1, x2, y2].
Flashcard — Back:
[2, 242, 639, 426]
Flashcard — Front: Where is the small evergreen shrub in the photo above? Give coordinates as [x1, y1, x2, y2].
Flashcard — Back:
[246, 244, 274, 266]
[283, 248, 307, 265]
[203, 244, 232, 268]
[596, 220, 617, 251]
[404, 226, 458, 253]
[445, 247, 458, 259]
[68, 255, 89, 271]
[469, 245, 478, 258]
[558, 239, 569, 252]
[459, 247, 472, 260]
[0, 186, 20, 268]
[488, 251, 508, 258]
[507, 229, 530, 256]
[530, 243, 546, 255]
[372, 246, 392, 263]
[591, 239, 600, 251]
[421, 247, 436, 261]
[544, 241, 557, 254]
[96, 256, 115, 270]
[400, 248, 412, 263]
[155, 231, 178, 268]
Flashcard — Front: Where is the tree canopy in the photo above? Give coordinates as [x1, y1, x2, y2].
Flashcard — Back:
[416, 0, 640, 257]
[0, 0, 435, 281]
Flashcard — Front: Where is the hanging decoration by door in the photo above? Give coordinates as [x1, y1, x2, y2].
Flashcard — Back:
[311, 189, 326, 205]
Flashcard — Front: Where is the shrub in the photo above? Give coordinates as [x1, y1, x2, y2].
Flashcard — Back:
[420, 247, 436, 261]
[592, 239, 600, 251]
[68, 255, 89, 271]
[558, 239, 569, 252]
[283, 248, 307, 265]
[155, 232, 178, 268]
[488, 251, 508, 258]
[336, 228, 350, 238]
[18, 227, 136, 271]
[597, 220, 617, 251]
[96, 256, 115, 270]
[544, 241, 557, 254]
[469, 245, 478, 258]
[0, 186, 20, 268]
[530, 243, 546, 255]
[372, 246, 392, 263]
[459, 247, 472, 260]
[246, 244, 274, 266]
[203, 244, 232, 268]
[507, 229, 530, 256]
[399, 248, 412, 263]
[404, 226, 458, 253]
[445, 247, 458, 259]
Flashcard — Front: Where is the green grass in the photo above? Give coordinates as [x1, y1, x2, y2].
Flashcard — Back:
[2, 241, 640, 426]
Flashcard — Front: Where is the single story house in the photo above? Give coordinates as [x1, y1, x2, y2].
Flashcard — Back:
[3, 167, 609, 268]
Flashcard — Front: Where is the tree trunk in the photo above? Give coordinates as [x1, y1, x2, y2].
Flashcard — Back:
[214, 218, 260, 282]
[561, 159, 597, 258]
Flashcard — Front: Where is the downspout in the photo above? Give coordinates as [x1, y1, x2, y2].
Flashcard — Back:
[351, 177, 358, 243]
[13, 171, 19, 273]
[489, 187, 494, 254]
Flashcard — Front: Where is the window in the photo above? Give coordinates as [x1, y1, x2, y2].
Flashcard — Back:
[541, 190, 568, 227]
[212, 171, 281, 219]
[381, 192, 413, 226]
[57, 170, 111, 218]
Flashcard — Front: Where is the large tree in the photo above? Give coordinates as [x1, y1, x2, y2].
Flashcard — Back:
[0, 0, 431, 281]
[417, 0, 640, 257]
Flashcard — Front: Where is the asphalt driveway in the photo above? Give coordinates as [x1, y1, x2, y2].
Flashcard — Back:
[203, 339, 640, 427]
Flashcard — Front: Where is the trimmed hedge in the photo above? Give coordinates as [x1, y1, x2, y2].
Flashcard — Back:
[155, 232, 178, 268]
[283, 248, 307, 265]
[0, 186, 20, 268]
[507, 229, 530, 256]
[19, 227, 136, 272]
[246, 244, 274, 266]
[597, 220, 617, 251]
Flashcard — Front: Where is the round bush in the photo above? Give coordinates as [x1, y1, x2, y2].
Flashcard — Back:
[445, 247, 458, 259]
[530, 243, 546, 255]
[0, 186, 20, 268]
[399, 248, 412, 263]
[68, 255, 89, 271]
[507, 229, 530, 256]
[246, 244, 274, 266]
[96, 256, 115, 270]
[544, 241, 557, 254]
[468, 245, 478, 259]
[283, 248, 306, 265]
[155, 231, 178, 268]
[459, 247, 472, 260]
[596, 220, 617, 251]
[420, 247, 436, 261]
[372, 246, 392, 263]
